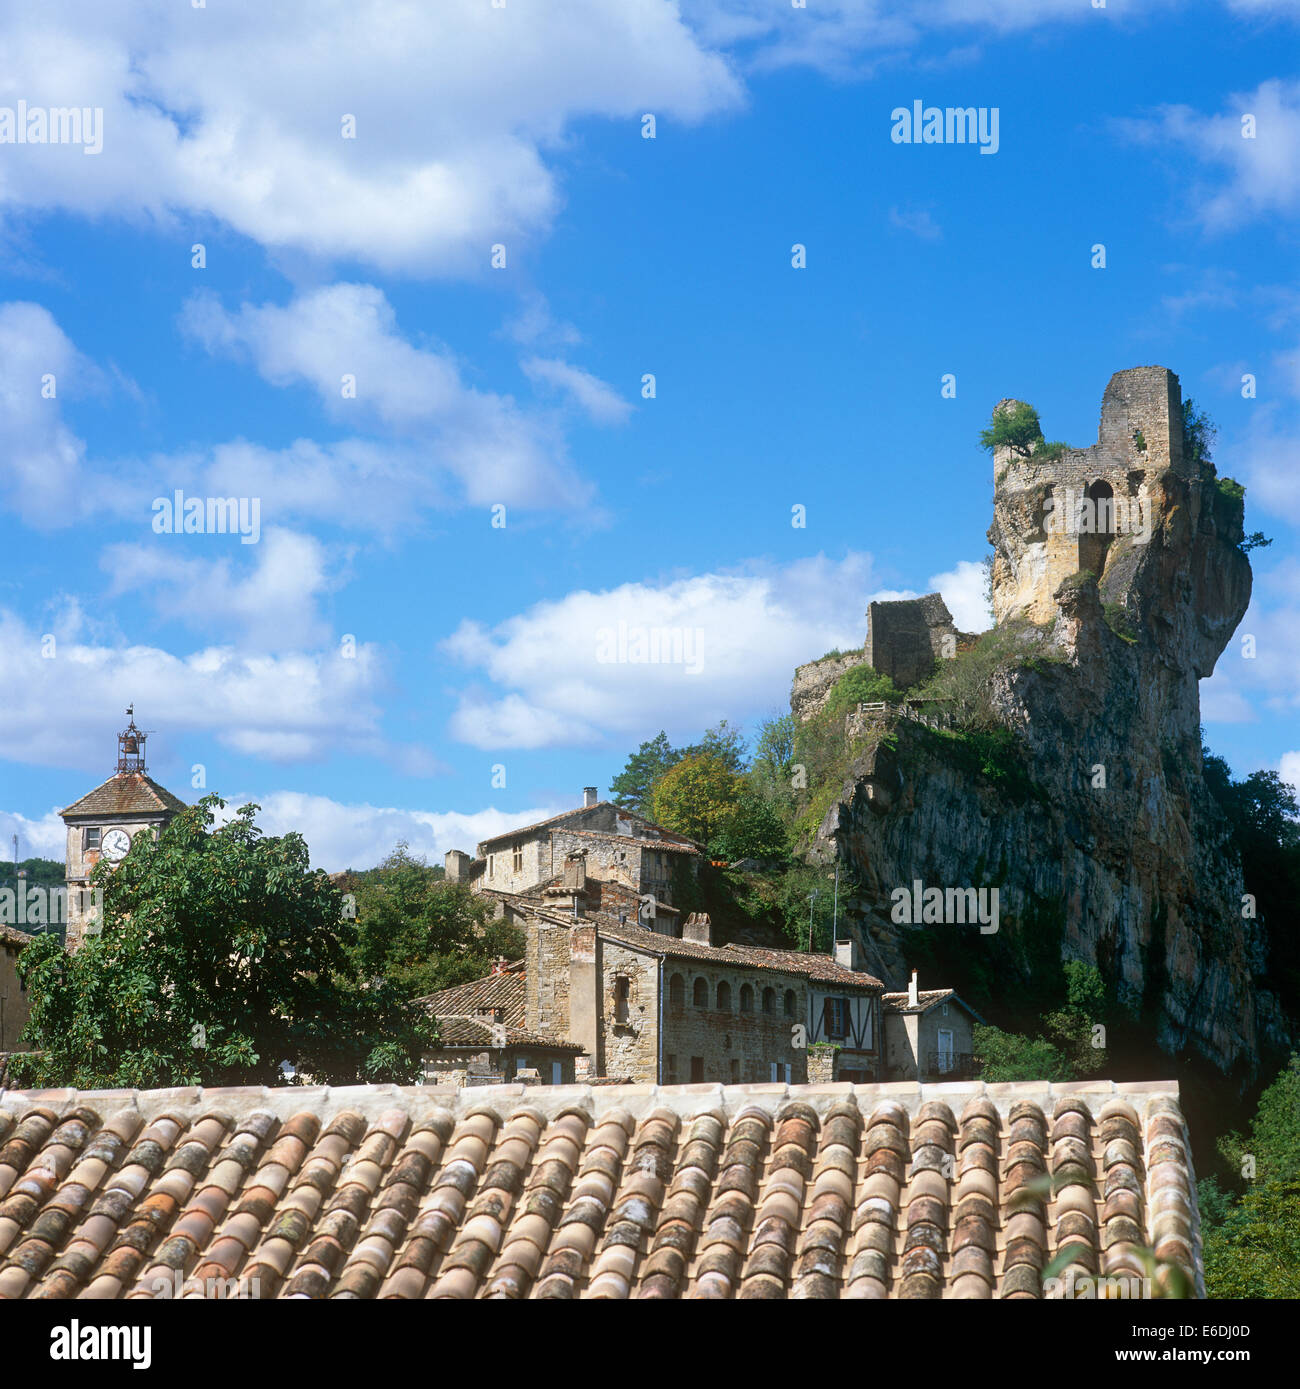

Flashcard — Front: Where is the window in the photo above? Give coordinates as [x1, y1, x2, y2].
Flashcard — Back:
[690, 1056, 704, 1082]
[487, 854, 494, 876]
[729, 1059, 740, 1083]
[693, 977, 708, 1008]
[84, 827, 101, 851]
[666, 1054, 678, 1083]
[783, 989, 796, 1018]
[823, 997, 850, 1040]
[762, 987, 775, 1015]
[516, 1055, 529, 1072]
[716, 981, 731, 1012]
[941, 1002, 949, 1017]
[614, 976, 630, 1025]
[551, 1060, 564, 1084]
[769, 1062, 792, 1083]
[668, 973, 685, 1011]
[739, 984, 754, 1013]
[511, 840, 523, 873]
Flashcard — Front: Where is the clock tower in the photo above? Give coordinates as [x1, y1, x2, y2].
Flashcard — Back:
[59, 708, 188, 949]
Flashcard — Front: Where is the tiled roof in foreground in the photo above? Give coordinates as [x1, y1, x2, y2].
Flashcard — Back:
[0, 1079, 1200, 1300]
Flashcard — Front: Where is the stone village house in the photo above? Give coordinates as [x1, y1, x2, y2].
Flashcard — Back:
[428, 790, 968, 1088]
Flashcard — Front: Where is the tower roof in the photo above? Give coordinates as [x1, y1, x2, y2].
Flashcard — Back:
[60, 772, 188, 820]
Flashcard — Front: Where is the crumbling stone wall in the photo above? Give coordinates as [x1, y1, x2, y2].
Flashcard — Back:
[864, 594, 957, 689]
[989, 366, 1189, 625]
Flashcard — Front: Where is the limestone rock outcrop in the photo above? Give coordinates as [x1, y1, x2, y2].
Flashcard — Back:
[801, 367, 1286, 1077]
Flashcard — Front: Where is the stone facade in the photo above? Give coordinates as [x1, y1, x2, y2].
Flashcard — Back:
[456, 794, 701, 907]
[882, 986, 978, 1081]
[525, 908, 882, 1085]
[0, 927, 32, 1052]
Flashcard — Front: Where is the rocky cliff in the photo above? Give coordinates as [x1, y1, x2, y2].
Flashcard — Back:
[798, 367, 1289, 1077]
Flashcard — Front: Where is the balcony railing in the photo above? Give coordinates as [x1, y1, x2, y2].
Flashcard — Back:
[925, 1051, 979, 1080]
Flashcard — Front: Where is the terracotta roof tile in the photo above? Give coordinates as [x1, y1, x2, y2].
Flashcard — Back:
[414, 970, 526, 1028]
[598, 920, 883, 989]
[59, 773, 188, 819]
[0, 1078, 1201, 1299]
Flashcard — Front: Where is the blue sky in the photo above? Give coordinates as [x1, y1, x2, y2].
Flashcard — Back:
[1, 0, 1297, 870]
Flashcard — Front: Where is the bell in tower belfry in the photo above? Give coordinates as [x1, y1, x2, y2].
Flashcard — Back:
[117, 705, 147, 774]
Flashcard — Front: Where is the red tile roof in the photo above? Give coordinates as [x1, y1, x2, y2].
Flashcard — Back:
[599, 921, 884, 990]
[60, 773, 188, 819]
[414, 969, 526, 1029]
[0, 1079, 1201, 1299]
[431, 1016, 583, 1052]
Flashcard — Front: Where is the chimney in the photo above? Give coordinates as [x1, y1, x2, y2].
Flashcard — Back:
[583, 786, 598, 808]
[834, 937, 861, 972]
[444, 849, 471, 883]
[682, 912, 713, 947]
[907, 969, 919, 1008]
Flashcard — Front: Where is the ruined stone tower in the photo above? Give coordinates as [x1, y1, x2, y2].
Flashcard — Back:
[988, 366, 1193, 626]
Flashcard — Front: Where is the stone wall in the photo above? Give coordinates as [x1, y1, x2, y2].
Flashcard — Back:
[863, 594, 956, 689]
[599, 941, 660, 1081]
[660, 963, 809, 1084]
[0, 938, 29, 1051]
[791, 648, 866, 723]
[990, 367, 1187, 626]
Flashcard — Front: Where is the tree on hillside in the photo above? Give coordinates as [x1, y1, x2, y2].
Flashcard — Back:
[609, 731, 680, 814]
[11, 797, 434, 1090]
[1201, 1055, 1300, 1298]
[650, 753, 742, 851]
[348, 841, 522, 996]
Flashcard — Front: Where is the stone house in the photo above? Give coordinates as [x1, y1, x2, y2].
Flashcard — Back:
[882, 972, 984, 1080]
[0, 923, 33, 1052]
[526, 907, 883, 1086]
[414, 961, 583, 1089]
[59, 710, 187, 949]
[445, 789, 702, 915]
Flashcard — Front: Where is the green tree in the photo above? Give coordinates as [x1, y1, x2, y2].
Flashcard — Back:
[689, 719, 747, 773]
[11, 797, 433, 1089]
[650, 753, 742, 851]
[1182, 397, 1217, 469]
[348, 842, 522, 996]
[972, 1022, 1070, 1081]
[609, 731, 680, 815]
[979, 401, 1044, 458]
[824, 664, 902, 714]
[1041, 961, 1108, 1075]
[715, 788, 790, 862]
[1202, 1179, 1300, 1299]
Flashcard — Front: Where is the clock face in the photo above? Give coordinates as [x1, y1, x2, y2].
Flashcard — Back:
[100, 828, 132, 862]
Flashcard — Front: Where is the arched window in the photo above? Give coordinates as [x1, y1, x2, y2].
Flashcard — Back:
[693, 977, 708, 1008]
[669, 973, 685, 1010]
[717, 981, 732, 1012]
[740, 983, 754, 1013]
[762, 987, 775, 1015]
[783, 988, 796, 1018]
[1079, 478, 1116, 577]
[614, 976, 630, 1025]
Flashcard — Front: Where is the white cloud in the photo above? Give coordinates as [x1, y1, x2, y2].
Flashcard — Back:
[182, 283, 596, 508]
[929, 559, 993, 633]
[0, 807, 67, 862]
[1119, 80, 1300, 231]
[0, 605, 394, 770]
[1280, 750, 1300, 794]
[520, 357, 632, 424]
[101, 527, 340, 649]
[441, 553, 877, 750]
[0, 1, 742, 275]
[218, 791, 566, 873]
[0, 302, 96, 526]
[888, 205, 942, 241]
